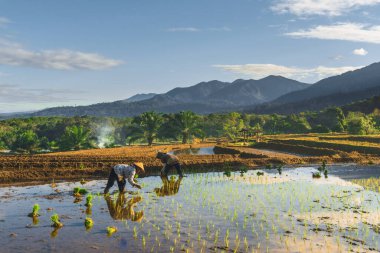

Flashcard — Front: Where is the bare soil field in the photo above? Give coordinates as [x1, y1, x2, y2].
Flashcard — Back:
[1, 135, 380, 185]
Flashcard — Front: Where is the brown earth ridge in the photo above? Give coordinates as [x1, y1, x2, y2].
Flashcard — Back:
[1, 139, 379, 186]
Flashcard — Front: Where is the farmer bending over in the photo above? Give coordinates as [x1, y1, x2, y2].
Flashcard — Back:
[104, 162, 144, 194]
[156, 152, 183, 177]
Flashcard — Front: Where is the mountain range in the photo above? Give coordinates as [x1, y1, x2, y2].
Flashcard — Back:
[28, 76, 309, 117]
[250, 62, 380, 114]
[4, 62, 380, 118]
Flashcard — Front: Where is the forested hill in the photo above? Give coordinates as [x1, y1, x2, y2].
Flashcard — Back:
[28, 76, 309, 117]
[341, 96, 380, 114]
[250, 62, 380, 114]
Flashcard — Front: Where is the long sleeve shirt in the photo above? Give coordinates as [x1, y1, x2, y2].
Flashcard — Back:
[113, 164, 140, 188]
[160, 154, 180, 166]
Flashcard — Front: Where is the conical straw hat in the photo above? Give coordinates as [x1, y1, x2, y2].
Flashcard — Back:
[133, 162, 144, 172]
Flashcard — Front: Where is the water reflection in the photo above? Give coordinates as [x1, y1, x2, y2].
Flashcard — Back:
[32, 216, 39, 225]
[154, 176, 182, 197]
[169, 147, 215, 155]
[104, 194, 144, 222]
[50, 227, 61, 238]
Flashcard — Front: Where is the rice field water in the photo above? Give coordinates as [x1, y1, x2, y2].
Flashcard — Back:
[0, 166, 380, 253]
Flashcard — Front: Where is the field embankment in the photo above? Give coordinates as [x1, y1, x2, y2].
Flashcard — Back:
[1, 135, 380, 185]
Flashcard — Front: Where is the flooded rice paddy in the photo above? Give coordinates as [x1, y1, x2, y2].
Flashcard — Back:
[169, 146, 215, 155]
[1, 165, 380, 253]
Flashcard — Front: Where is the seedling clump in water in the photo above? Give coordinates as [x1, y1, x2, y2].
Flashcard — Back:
[28, 204, 40, 217]
[276, 165, 283, 175]
[85, 194, 93, 207]
[314, 161, 328, 179]
[224, 170, 231, 177]
[107, 226, 117, 236]
[240, 167, 248, 176]
[51, 213, 63, 228]
[257, 171, 264, 176]
[73, 187, 88, 197]
[85, 217, 93, 230]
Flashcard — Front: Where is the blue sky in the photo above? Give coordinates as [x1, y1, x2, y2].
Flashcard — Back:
[1, 0, 380, 113]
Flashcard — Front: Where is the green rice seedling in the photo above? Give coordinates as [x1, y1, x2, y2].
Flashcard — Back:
[50, 213, 63, 228]
[28, 204, 40, 217]
[214, 229, 219, 244]
[107, 226, 117, 237]
[224, 170, 231, 177]
[265, 164, 272, 170]
[277, 165, 283, 175]
[240, 167, 248, 176]
[225, 229, 230, 248]
[80, 178, 87, 185]
[73, 187, 88, 197]
[84, 217, 93, 230]
[257, 171, 264, 176]
[85, 194, 93, 207]
[312, 172, 321, 178]
[324, 169, 328, 178]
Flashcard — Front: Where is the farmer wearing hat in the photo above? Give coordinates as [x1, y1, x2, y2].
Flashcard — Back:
[156, 152, 183, 177]
[104, 162, 144, 194]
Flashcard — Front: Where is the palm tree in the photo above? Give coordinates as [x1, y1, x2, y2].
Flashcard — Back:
[127, 111, 163, 145]
[11, 129, 40, 154]
[167, 111, 203, 144]
[60, 125, 90, 150]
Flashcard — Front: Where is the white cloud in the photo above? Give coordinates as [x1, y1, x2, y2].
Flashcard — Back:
[331, 55, 344, 61]
[271, 0, 380, 16]
[0, 84, 81, 103]
[0, 17, 10, 27]
[213, 63, 362, 81]
[285, 23, 380, 44]
[353, 48, 368, 55]
[166, 27, 200, 32]
[0, 39, 123, 70]
[166, 26, 231, 32]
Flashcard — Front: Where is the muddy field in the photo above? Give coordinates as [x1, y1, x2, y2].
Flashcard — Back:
[0, 135, 380, 185]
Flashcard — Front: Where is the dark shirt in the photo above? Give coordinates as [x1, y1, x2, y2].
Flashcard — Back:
[160, 153, 180, 165]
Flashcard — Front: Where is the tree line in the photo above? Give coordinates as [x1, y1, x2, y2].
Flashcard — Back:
[1, 107, 380, 153]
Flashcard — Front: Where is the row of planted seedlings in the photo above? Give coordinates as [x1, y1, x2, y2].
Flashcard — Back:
[130, 170, 375, 252]
[25, 166, 379, 252]
[181, 169, 378, 252]
[173, 170, 374, 252]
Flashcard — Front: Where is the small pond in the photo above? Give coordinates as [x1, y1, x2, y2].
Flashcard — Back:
[0, 165, 380, 252]
[169, 146, 215, 155]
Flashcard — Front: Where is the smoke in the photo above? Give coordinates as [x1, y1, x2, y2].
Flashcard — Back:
[96, 124, 115, 148]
